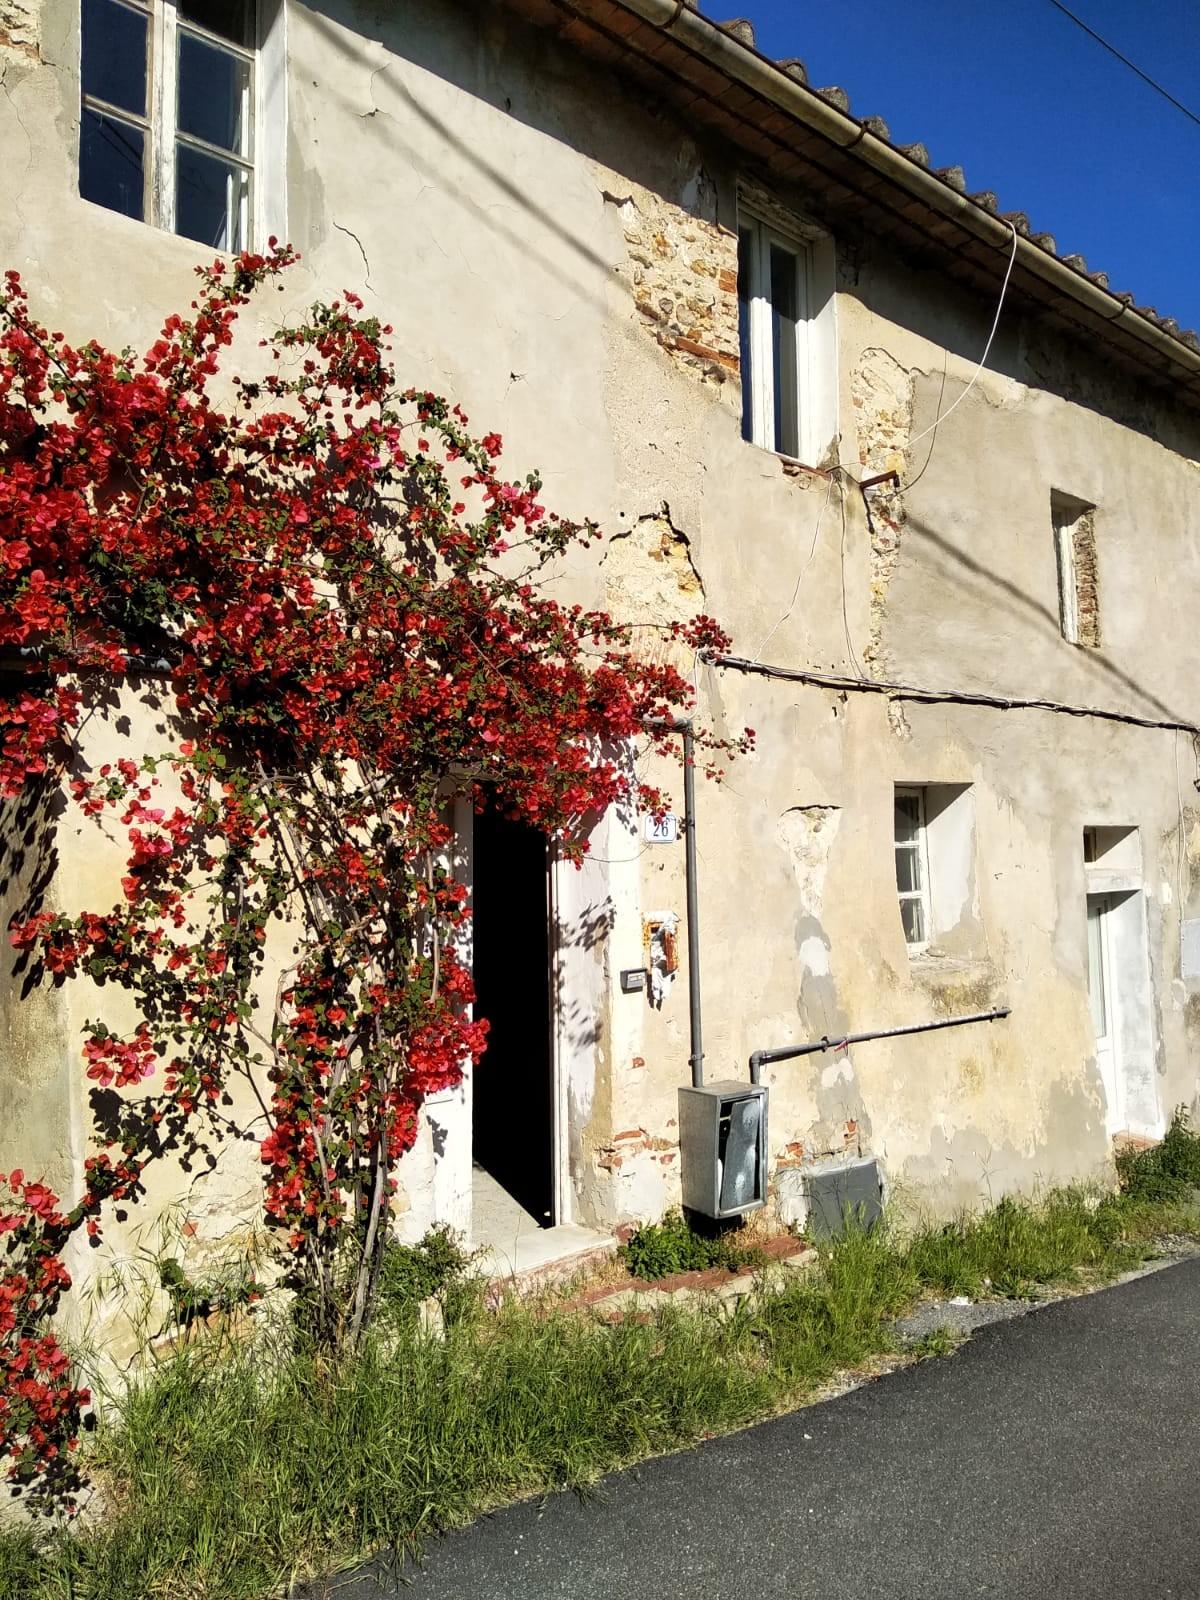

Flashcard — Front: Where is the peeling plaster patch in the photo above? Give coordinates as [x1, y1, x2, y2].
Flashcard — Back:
[794, 915, 849, 1060]
[820, 1059, 852, 1088]
[603, 503, 704, 674]
[0, 0, 38, 60]
[624, 501, 704, 596]
[798, 934, 831, 978]
[852, 349, 914, 666]
[900, 1078, 1110, 1213]
[679, 163, 718, 223]
[592, 1137, 676, 1222]
[778, 804, 841, 913]
[887, 699, 913, 741]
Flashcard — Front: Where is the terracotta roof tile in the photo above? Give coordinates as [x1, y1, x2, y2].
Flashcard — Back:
[815, 85, 851, 113]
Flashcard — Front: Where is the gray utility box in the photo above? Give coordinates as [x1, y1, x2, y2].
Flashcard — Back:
[678, 1081, 769, 1219]
[804, 1157, 884, 1240]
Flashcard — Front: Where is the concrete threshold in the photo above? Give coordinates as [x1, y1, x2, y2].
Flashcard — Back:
[473, 1224, 617, 1295]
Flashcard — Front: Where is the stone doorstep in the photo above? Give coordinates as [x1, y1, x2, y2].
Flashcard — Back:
[583, 1241, 818, 1324]
[481, 1238, 619, 1303]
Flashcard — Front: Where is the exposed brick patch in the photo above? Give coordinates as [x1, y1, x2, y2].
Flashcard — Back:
[673, 333, 739, 370]
[1072, 506, 1101, 648]
[574, 1237, 819, 1323]
[483, 1241, 620, 1307]
[1112, 1131, 1156, 1155]
[595, 1125, 678, 1174]
[1053, 493, 1101, 648]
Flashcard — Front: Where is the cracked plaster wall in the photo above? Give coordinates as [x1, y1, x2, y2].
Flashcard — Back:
[4, 0, 1200, 1322]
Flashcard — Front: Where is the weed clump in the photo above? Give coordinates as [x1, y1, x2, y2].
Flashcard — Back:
[1116, 1108, 1200, 1203]
[905, 1189, 1133, 1299]
[619, 1209, 765, 1281]
[373, 1227, 473, 1330]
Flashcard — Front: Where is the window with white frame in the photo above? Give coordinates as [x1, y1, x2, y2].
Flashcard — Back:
[738, 214, 811, 458]
[893, 787, 931, 951]
[79, 0, 259, 250]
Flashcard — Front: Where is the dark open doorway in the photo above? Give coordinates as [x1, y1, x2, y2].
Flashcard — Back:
[471, 802, 555, 1229]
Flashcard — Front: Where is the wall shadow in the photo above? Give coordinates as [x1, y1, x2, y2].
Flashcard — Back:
[302, 0, 1200, 460]
[891, 507, 1192, 728]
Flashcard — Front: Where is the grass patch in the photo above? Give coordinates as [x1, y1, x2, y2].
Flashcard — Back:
[2, 1288, 774, 1600]
[619, 1209, 766, 1281]
[904, 1188, 1138, 1299]
[3, 1170, 1200, 1600]
[908, 1325, 967, 1361]
[1116, 1108, 1200, 1204]
[372, 1228, 474, 1331]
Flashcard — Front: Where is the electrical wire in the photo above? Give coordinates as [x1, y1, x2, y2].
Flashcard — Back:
[901, 351, 949, 494]
[1173, 730, 1186, 954]
[751, 471, 836, 663]
[901, 220, 1019, 465]
[755, 221, 1017, 680]
[1047, 0, 1200, 130]
[711, 653, 1200, 738]
[835, 471, 866, 679]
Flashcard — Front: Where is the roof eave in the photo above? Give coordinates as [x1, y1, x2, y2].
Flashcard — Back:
[500, 0, 1200, 401]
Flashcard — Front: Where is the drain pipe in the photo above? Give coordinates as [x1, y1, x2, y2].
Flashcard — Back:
[681, 719, 704, 1087]
[749, 1007, 1010, 1083]
[644, 716, 704, 1086]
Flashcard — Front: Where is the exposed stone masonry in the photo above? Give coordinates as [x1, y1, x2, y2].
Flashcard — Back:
[852, 347, 914, 666]
[0, 0, 38, 59]
[606, 179, 741, 387]
[1072, 506, 1101, 649]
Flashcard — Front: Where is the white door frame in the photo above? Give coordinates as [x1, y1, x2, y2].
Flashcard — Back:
[547, 842, 570, 1227]
[1087, 891, 1121, 1135]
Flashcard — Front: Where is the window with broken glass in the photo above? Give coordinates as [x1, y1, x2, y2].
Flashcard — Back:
[894, 786, 931, 951]
[80, 0, 256, 251]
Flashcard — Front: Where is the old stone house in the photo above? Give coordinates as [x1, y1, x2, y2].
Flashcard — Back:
[4, 0, 1200, 1312]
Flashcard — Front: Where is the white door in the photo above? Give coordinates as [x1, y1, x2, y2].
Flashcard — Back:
[1086, 894, 1120, 1134]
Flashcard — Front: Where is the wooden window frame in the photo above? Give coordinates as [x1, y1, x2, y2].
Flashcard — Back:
[738, 209, 813, 460]
[894, 785, 932, 953]
[80, 0, 261, 250]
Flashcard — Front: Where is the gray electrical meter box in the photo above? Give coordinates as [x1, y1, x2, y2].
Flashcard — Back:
[678, 1081, 769, 1219]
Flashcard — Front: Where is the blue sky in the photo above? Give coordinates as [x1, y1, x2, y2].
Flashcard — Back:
[745, 0, 1200, 331]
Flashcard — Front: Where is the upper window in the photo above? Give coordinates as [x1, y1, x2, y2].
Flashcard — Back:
[1051, 491, 1100, 649]
[80, 0, 256, 250]
[737, 206, 837, 465]
[893, 787, 931, 951]
[738, 215, 810, 458]
[892, 783, 979, 958]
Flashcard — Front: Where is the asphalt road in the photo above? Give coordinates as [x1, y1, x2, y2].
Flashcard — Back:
[313, 1258, 1200, 1599]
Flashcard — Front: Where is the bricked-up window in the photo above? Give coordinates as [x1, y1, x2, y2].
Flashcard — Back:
[1052, 491, 1100, 648]
[80, 0, 259, 250]
[738, 215, 810, 458]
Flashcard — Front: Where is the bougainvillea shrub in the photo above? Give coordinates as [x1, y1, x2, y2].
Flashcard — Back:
[0, 247, 748, 1503]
